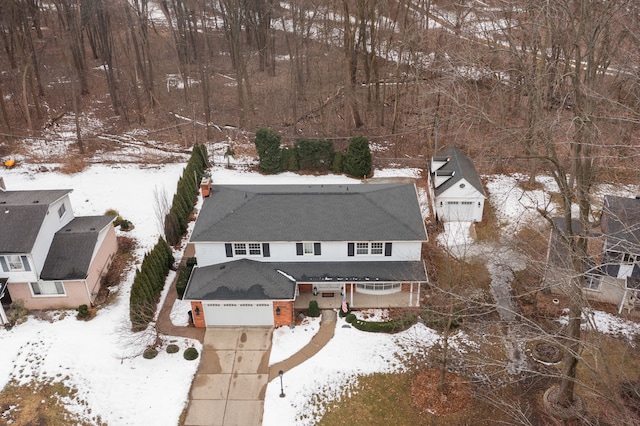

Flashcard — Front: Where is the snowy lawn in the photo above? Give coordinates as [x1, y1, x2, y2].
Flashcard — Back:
[0, 162, 420, 425]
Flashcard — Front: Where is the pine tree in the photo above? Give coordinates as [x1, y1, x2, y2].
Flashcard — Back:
[343, 136, 372, 178]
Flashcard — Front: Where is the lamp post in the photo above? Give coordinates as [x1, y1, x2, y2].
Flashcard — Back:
[278, 370, 285, 398]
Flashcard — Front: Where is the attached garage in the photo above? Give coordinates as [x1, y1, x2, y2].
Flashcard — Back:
[183, 259, 297, 328]
[202, 301, 274, 326]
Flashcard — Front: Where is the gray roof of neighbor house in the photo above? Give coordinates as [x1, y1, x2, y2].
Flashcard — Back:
[183, 258, 427, 300]
[431, 146, 485, 197]
[40, 216, 115, 281]
[602, 195, 640, 255]
[190, 183, 427, 243]
[0, 189, 72, 254]
[547, 217, 583, 270]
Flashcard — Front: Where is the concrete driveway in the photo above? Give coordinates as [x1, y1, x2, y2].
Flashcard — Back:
[184, 327, 272, 426]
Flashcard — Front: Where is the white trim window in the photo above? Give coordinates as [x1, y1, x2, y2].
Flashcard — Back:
[248, 243, 262, 255]
[233, 243, 247, 255]
[356, 242, 384, 256]
[58, 203, 66, 219]
[303, 242, 314, 255]
[356, 282, 401, 294]
[583, 275, 601, 291]
[234, 243, 262, 256]
[0, 255, 31, 272]
[31, 281, 66, 296]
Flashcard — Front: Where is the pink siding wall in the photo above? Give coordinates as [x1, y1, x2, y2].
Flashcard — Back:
[7, 280, 90, 309]
[85, 225, 118, 304]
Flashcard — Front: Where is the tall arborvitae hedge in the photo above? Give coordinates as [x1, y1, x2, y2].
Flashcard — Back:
[129, 237, 174, 331]
[254, 128, 282, 174]
[343, 136, 372, 178]
[164, 144, 208, 245]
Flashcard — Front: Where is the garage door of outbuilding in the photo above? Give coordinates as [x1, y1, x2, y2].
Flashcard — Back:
[202, 301, 274, 326]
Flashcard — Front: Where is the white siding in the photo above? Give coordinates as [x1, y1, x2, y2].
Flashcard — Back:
[434, 179, 485, 222]
[31, 196, 74, 274]
[194, 241, 423, 267]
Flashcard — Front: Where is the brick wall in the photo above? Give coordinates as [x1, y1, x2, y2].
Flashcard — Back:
[273, 301, 294, 327]
[191, 301, 206, 328]
[298, 284, 312, 293]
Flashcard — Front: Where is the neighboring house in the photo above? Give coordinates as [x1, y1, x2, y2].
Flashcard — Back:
[600, 195, 640, 312]
[429, 146, 486, 222]
[0, 188, 117, 322]
[183, 183, 429, 327]
[544, 195, 640, 313]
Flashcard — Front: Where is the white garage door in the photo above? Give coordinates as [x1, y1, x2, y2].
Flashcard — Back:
[203, 301, 274, 326]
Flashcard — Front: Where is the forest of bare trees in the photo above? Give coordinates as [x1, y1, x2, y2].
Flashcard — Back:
[0, 0, 636, 177]
[1, 0, 640, 422]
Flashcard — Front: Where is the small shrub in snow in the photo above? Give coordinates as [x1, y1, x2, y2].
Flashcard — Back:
[76, 304, 90, 320]
[166, 344, 179, 354]
[143, 347, 158, 359]
[184, 347, 199, 360]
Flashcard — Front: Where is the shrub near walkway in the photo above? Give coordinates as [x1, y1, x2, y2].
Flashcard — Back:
[345, 312, 417, 333]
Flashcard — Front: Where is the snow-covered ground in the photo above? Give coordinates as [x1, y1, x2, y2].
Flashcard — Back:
[1, 161, 640, 425]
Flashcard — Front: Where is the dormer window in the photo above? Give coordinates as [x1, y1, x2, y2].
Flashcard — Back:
[58, 203, 66, 219]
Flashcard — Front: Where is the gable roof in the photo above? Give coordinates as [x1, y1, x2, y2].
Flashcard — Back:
[0, 189, 72, 254]
[431, 146, 485, 197]
[190, 183, 427, 242]
[184, 259, 297, 300]
[183, 258, 427, 300]
[40, 216, 114, 281]
[601, 195, 640, 255]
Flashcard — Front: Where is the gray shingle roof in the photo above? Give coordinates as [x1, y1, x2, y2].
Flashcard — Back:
[602, 195, 640, 255]
[184, 259, 297, 300]
[183, 258, 427, 300]
[0, 189, 72, 254]
[431, 146, 485, 197]
[40, 216, 115, 281]
[190, 183, 427, 242]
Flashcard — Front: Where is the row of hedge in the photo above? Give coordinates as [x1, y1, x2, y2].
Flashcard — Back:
[176, 257, 197, 298]
[129, 238, 174, 331]
[164, 144, 209, 245]
[254, 128, 372, 178]
[345, 313, 418, 333]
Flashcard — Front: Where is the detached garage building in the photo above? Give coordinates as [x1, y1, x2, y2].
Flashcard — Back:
[429, 146, 486, 222]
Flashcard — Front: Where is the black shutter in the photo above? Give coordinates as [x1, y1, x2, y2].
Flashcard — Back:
[385, 242, 392, 257]
[296, 243, 303, 256]
[262, 243, 270, 257]
[21, 256, 31, 271]
[347, 242, 355, 257]
[225, 243, 233, 257]
[314, 242, 321, 255]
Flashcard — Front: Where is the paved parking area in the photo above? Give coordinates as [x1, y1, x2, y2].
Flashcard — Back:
[184, 328, 272, 426]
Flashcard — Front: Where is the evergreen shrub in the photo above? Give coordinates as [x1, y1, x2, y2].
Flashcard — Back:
[343, 136, 372, 178]
[77, 304, 90, 319]
[184, 347, 199, 360]
[254, 128, 282, 174]
[143, 347, 158, 359]
[348, 315, 417, 333]
[308, 300, 320, 317]
[295, 138, 334, 171]
[166, 344, 180, 354]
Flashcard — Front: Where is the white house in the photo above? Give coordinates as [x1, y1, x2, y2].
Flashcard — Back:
[429, 146, 486, 222]
[0, 188, 117, 325]
[183, 183, 429, 327]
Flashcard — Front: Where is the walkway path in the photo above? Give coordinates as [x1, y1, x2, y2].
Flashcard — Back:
[268, 310, 337, 381]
